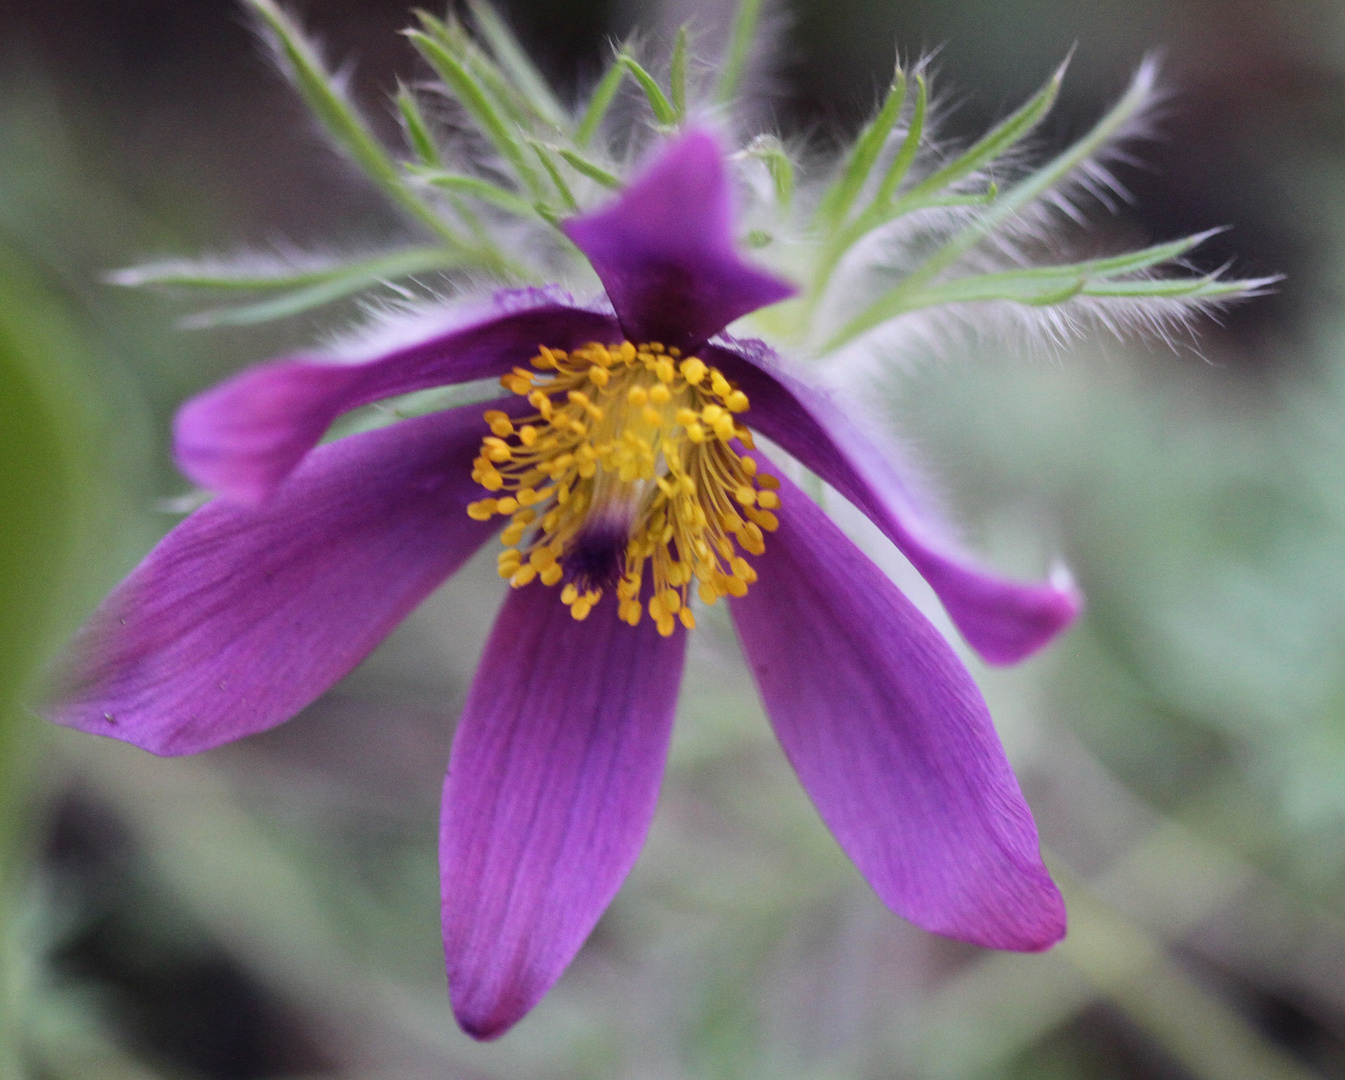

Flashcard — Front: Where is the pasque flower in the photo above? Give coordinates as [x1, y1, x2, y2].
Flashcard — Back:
[51, 129, 1079, 1038]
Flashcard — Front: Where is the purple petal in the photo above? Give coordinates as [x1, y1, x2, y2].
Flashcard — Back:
[176, 296, 619, 504]
[440, 586, 685, 1040]
[708, 341, 1081, 664]
[48, 404, 502, 755]
[730, 465, 1065, 950]
[563, 130, 795, 353]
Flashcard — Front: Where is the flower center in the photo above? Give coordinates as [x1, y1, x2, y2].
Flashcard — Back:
[467, 340, 781, 635]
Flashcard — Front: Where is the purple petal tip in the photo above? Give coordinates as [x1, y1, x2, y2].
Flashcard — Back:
[564, 129, 795, 351]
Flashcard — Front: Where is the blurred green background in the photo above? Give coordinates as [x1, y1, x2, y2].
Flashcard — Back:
[2, 0, 1343, 1077]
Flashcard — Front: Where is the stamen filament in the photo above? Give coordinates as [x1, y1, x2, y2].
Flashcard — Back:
[467, 340, 780, 627]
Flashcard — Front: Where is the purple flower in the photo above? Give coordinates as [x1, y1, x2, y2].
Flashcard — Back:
[50, 130, 1077, 1040]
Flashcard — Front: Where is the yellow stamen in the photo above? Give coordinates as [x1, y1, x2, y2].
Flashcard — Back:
[468, 340, 781, 624]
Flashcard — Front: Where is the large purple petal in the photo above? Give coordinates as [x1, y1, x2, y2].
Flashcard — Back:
[563, 130, 795, 353]
[730, 465, 1065, 950]
[176, 294, 619, 504]
[708, 341, 1081, 664]
[48, 404, 502, 755]
[440, 586, 685, 1040]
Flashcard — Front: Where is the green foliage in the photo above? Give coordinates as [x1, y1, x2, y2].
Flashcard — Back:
[245, 0, 466, 250]
[0, 244, 102, 1080]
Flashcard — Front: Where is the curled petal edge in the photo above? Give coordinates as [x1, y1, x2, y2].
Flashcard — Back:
[175, 295, 620, 505]
[709, 340, 1082, 664]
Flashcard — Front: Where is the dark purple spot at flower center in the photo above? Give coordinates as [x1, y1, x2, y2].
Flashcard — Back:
[564, 525, 627, 591]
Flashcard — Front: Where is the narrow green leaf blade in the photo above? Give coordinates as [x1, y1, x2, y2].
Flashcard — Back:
[923, 59, 1159, 278]
[406, 168, 538, 217]
[180, 247, 466, 328]
[466, 0, 569, 129]
[619, 55, 677, 126]
[246, 0, 464, 247]
[902, 58, 1066, 203]
[1079, 273, 1255, 299]
[528, 141, 580, 212]
[823, 231, 1236, 346]
[874, 73, 927, 205]
[670, 26, 690, 121]
[815, 66, 907, 228]
[576, 59, 625, 147]
[396, 83, 442, 167]
[408, 23, 546, 197]
[745, 134, 795, 209]
[111, 245, 460, 293]
[715, 0, 764, 104]
[557, 148, 622, 189]
[247, 0, 395, 186]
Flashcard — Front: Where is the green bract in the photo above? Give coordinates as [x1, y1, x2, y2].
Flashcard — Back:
[116, 0, 1270, 354]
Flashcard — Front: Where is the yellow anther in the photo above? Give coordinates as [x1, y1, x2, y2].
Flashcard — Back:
[757, 473, 780, 490]
[470, 337, 778, 627]
[680, 357, 707, 384]
[483, 409, 514, 436]
[747, 508, 779, 532]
